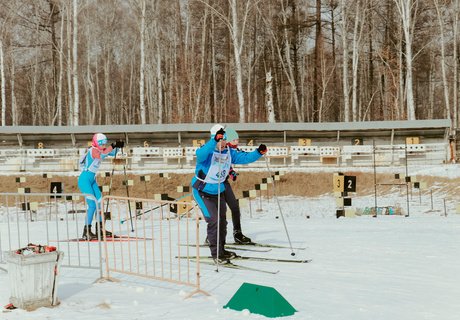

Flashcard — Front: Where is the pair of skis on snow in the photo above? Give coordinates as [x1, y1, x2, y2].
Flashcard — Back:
[181, 241, 307, 252]
[56, 235, 151, 242]
[179, 241, 311, 274]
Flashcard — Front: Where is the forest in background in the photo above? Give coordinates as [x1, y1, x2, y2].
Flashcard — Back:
[0, 0, 459, 126]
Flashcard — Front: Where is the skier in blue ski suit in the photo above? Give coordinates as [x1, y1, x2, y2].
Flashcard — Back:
[78, 133, 124, 240]
[191, 125, 267, 262]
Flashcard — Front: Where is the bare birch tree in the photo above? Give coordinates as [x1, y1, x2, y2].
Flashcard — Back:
[155, 20, 163, 124]
[393, 0, 417, 120]
[454, 0, 459, 127]
[192, 4, 209, 123]
[229, 0, 247, 122]
[266, 70, 275, 123]
[10, 57, 16, 126]
[433, 0, 451, 121]
[139, 0, 146, 124]
[0, 40, 4, 126]
[351, 0, 366, 121]
[55, 6, 65, 126]
[66, 0, 73, 125]
[72, 0, 79, 125]
[341, 0, 350, 122]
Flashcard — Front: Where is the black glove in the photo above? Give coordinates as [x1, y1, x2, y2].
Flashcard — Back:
[214, 128, 226, 142]
[257, 144, 267, 155]
[229, 168, 239, 181]
[111, 140, 124, 148]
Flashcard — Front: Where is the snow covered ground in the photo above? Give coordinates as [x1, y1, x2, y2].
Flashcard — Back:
[1, 167, 460, 319]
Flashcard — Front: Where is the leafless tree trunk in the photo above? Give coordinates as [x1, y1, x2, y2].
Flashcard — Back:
[434, 0, 451, 121]
[72, 0, 79, 125]
[66, 0, 73, 125]
[454, 0, 459, 127]
[341, 0, 350, 122]
[230, 0, 247, 122]
[280, 1, 302, 122]
[47, 0, 59, 124]
[55, 10, 65, 126]
[192, 4, 209, 123]
[156, 37, 163, 124]
[319, 52, 336, 122]
[266, 70, 275, 123]
[394, 0, 416, 120]
[351, 0, 365, 122]
[128, 56, 134, 123]
[428, 52, 435, 119]
[94, 57, 102, 124]
[85, 23, 95, 125]
[104, 51, 111, 124]
[139, 0, 146, 124]
[10, 58, 16, 126]
[0, 40, 5, 126]
[397, 31, 403, 119]
[32, 18, 40, 126]
[313, 0, 322, 122]
[210, 12, 218, 123]
[366, 0, 376, 121]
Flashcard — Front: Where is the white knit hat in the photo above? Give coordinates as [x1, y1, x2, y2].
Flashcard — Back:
[210, 124, 224, 136]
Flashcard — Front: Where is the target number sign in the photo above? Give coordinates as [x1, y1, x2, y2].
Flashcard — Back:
[333, 175, 356, 192]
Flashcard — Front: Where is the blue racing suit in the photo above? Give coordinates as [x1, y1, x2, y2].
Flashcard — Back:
[78, 146, 118, 225]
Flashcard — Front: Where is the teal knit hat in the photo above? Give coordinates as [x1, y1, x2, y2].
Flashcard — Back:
[226, 127, 239, 142]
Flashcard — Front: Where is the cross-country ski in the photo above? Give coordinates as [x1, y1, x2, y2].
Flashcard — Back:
[178, 243, 272, 253]
[53, 235, 152, 242]
[227, 242, 308, 250]
[178, 255, 312, 264]
[191, 258, 280, 275]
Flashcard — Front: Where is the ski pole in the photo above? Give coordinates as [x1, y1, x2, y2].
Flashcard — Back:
[104, 148, 119, 217]
[120, 192, 193, 224]
[263, 156, 295, 256]
[120, 202, 167, 224]
[215, 143, 223, 272]
[121, 147, 135, 232]
[215, 125, 227, 272]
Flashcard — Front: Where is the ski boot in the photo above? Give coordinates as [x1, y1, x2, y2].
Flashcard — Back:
[213, 256, 230, 265]
[233, 230, 252, 244]
[222, 249, 238, 259]
[95, 222, 113, 238]
[82, 225, 97, 241]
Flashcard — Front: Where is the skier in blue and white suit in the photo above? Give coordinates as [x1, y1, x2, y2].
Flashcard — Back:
[78, 133, 124, 240]
[191, 124, 268, 262]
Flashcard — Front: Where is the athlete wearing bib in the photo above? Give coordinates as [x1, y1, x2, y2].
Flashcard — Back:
[191, 125, 267, 262]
